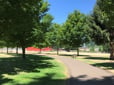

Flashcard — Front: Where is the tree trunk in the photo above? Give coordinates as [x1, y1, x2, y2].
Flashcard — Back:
[57, 46, 59, 55]
[39, 48, 42, 54]
[56, 45, 59, 55]
[16, 46, 18, 54]
[1, 48, 3, 53]
[110, 42, 114, 60]
[77, 48, 79, 56]
[7, 46, 9, 54]
[22, 46, 26, 59]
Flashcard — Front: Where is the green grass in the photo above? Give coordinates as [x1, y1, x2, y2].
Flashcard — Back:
[76, 57, 95, 64]
[0, 54, 67, 85]
[76, 55, 114, 70]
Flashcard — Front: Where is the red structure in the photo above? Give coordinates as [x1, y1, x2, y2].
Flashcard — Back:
[26, 47, 52, 51]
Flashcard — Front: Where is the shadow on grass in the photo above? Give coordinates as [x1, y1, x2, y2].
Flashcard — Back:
[27, 73, 66, 85]
[4, 73, 113, 85]
[0, 54, 55, 84]
[0, 54, 114, 85]
[85, 57, 109, 60]
[59, 54, 73, 56]
[10, 74, 114, 85]
[77, 55, 90, 57]
[0, 54, 54, 74]
[79, 56, 114, 71]
[92, 62, 114, 69]
[59, 54, 90, 57]
[45, 53, 57, 55]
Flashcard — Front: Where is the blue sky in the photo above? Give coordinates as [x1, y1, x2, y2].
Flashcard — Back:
[47, 0, 96, 24]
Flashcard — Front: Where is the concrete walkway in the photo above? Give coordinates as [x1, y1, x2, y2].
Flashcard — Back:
[46, 54, 114, 85]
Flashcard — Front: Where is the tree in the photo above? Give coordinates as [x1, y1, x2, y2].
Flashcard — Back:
[0, 40, 5, 53]
[63, 10, 90, 55]
[92, 0, 114, 60]
[46, 23, 63, 55]
[33, 14, 53, 53]
[0, 0, 49, 59]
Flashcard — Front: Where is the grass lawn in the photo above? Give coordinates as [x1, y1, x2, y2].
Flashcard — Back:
[0, 54, 67, 85]
[75, 53, 114, 73]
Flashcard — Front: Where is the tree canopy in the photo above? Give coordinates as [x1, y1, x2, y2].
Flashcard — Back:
[92, 0, 114, 59]
[63, 10, 90, 55]
[45, 23, 63, 54]
[33, 13, 53, 53]
[0, 0, 50, 59]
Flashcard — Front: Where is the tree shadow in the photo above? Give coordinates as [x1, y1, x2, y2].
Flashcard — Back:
[68, 75, 114, 85]
[45, 53, 57, 55]
[0, 54, 54, 74]
[4, 74, 113, 85]
[59, 54, 73, 56]
[26, 73, 66, 85]
[59, 54, 90, 57]
[0, 75, 12, 84]
[80, 56, 114, 70]
[0, 54, 54, 84]
[77, 55, 90, 57]
[92, 62, 114, 69]
[0, 54, 114, 85]
[85, 57, 109, 60]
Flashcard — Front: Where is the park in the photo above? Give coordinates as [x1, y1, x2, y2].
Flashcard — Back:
[0, 0, 114, 85]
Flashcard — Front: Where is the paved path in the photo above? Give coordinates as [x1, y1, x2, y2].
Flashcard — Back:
[46, 54, 114, 85]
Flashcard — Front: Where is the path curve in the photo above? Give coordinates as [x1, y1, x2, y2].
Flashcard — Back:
[46, 54, 114, 85]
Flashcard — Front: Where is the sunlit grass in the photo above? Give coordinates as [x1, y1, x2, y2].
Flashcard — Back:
[0, 54, 14, 58]
[76, 54, 114, 73]
[0, 54, 67, 85]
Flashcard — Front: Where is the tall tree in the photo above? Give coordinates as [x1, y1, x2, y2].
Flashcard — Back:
[33, 14, 53, 53]
[0, 0, 49, 59]
[63, 10, 90, 55]
[46, 23, 63, 55]
[92, 0, 114, 60]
